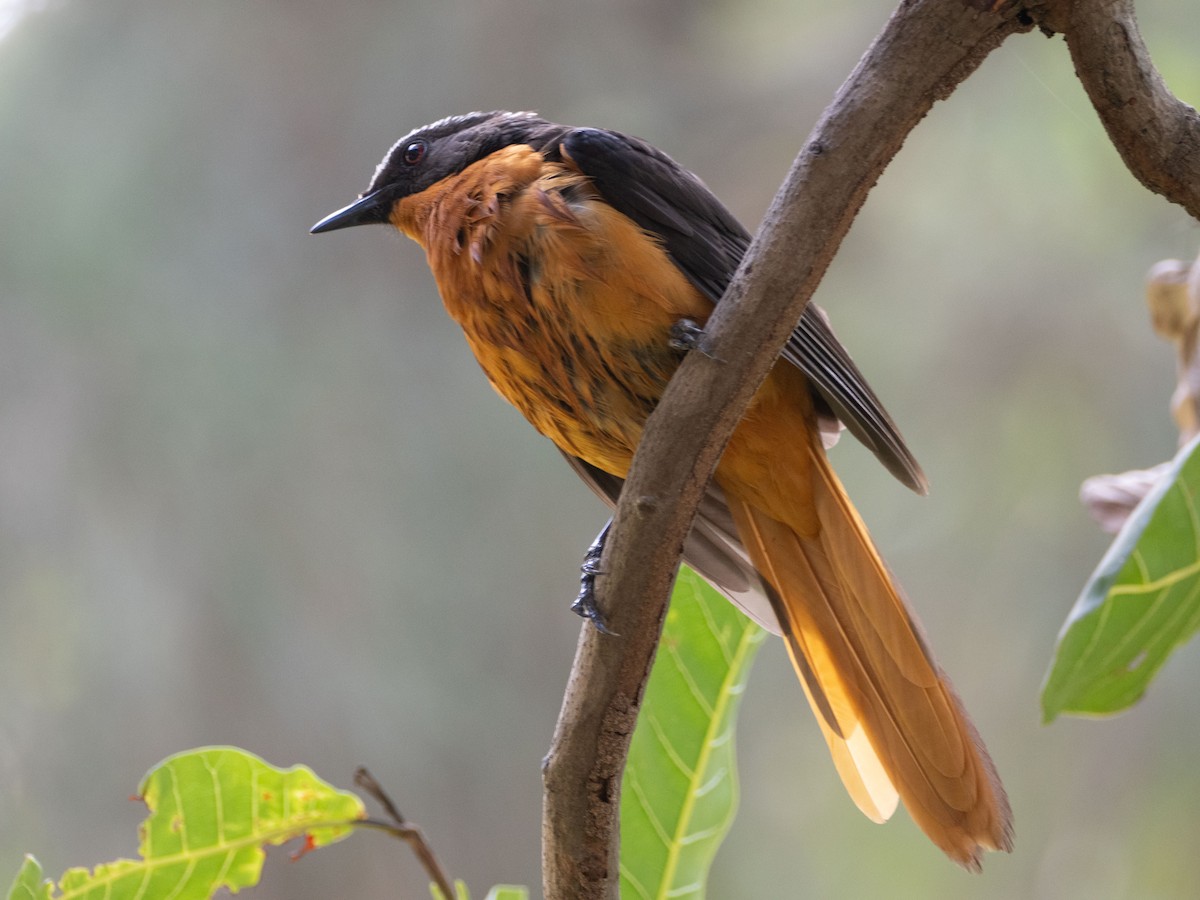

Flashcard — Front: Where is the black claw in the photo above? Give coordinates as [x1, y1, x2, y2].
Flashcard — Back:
[572, 580, 615, 635]
[573, 521, 616, 634]
[668, 318, 705, 352]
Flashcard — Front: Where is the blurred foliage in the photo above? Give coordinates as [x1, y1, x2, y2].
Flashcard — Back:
[0, 0, 1198, 897]
[620, 568, 764, 899]
[1044, 436, 1200, 720]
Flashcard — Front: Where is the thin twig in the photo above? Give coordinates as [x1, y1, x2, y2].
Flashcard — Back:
[355, 767, 457, 899]
[540, 1, 1033, 897]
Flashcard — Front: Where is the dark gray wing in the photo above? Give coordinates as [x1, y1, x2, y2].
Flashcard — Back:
[557, 127, 926, 494]
[784, 309, 928, 493]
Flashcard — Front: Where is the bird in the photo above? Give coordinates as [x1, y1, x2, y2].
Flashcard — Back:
[311, 110, 1012, 869]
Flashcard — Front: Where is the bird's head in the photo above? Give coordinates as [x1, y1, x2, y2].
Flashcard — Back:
[311, 110, 562, 234]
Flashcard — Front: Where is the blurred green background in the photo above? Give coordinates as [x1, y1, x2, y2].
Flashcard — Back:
[1, 1, 1198, 897]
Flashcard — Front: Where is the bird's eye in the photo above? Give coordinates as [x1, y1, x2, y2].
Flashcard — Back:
[402, 140, 427, 166]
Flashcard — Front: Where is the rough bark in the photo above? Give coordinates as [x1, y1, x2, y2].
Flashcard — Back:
[1062, 0, 1200, 220]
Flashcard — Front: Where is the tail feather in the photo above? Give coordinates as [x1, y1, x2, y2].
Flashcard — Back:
[723, 446, 1012, 870]
[795, 650, 900, 824]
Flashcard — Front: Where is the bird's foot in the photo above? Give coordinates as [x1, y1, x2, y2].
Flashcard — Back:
[668, 318, 705, 352]
[572, 521, 615, 635]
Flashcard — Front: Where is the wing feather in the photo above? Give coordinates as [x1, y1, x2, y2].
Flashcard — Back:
[557, 126, 925, 492]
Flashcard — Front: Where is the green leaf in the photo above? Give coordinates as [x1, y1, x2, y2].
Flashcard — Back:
[6, 857, 51, 900]
[481, 887, 530, 900]
[430, 879, 468, 900]
[12, 747, 365, 899]
[430, 879, 465, 900]
[1044, 435, 1200, 720]
[430, 880, 528, 900]
[619, 567, 766, 900]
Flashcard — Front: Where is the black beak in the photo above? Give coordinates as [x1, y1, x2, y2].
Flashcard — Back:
[310, 189, 391, 234]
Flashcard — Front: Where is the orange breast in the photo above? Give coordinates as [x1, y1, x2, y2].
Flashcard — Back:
[392, 145, 713, 477]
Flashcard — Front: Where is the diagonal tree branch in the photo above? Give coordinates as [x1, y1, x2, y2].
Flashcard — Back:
[1060, 0, 1200, 220]
[540, 1, 1033, 897]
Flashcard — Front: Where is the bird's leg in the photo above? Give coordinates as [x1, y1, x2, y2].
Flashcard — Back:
[572, 519, 615, 634]
[668, 317, 706, 353]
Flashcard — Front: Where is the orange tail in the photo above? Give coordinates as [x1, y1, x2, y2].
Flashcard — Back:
[723, 445, 1012, 870]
